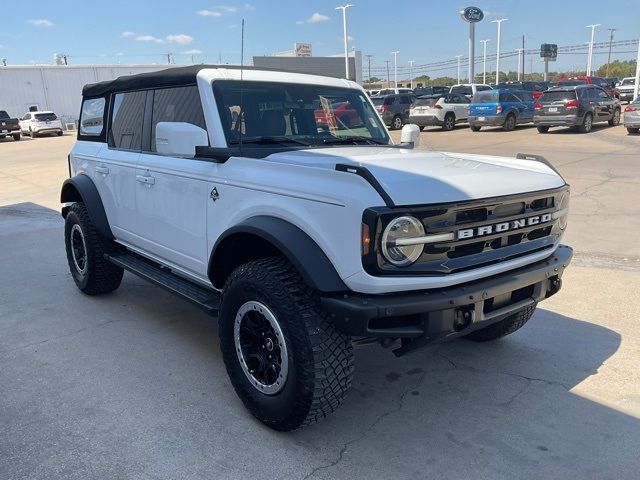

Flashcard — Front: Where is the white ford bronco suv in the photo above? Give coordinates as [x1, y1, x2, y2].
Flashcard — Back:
[62, 65, 572, 430]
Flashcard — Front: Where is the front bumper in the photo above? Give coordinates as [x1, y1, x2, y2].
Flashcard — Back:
[618, 91, 635, 102]
[534, 114, 580, 127]
[321, 245, 572, 351]
[468, 115, 505, 126]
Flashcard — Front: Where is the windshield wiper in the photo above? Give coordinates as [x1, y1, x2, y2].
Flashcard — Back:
[322, 136, 388, 146]
[229, 136, 312, 146]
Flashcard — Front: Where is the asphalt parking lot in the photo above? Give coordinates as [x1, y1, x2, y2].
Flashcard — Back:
[1, 127, 639, 479]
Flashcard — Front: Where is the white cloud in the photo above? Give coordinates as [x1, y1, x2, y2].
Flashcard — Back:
[197, 9, 222, 17]
[166, 34, 193, 45]
[308, 13, 329, 23]
[244, 4, 255, 11]
[28, 19, 53, 27]
[124, 33, 195, 45]
[216, 5, 238, 13]
[136, 34, 164, 44]
[183, 49, 203, 55]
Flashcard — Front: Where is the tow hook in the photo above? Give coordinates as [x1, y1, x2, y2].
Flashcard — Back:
[454, 306, 475, 332]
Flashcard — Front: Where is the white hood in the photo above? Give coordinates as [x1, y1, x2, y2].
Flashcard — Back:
[265, 147, 566, 205]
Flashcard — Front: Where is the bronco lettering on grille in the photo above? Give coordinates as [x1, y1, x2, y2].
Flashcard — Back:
[457, 213, 552, 240]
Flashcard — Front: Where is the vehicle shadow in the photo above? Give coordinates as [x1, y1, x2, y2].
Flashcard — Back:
[544, 123, 614, 135]
[2, 203, 637, 479]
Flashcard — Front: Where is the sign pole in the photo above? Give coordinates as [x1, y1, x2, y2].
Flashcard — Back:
[544, 58, 549, 82]
[468, 22, 475, 82]
[634, 36, 640, 101]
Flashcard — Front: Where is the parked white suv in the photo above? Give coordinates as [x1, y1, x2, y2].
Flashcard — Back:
[20, 110, 64, 137]
[409, 93, 470, 130]
[449, 83, 493, 99]
[61, 66, 572, 431]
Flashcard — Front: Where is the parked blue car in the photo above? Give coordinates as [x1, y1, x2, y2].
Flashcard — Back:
[468, 89, 535, 131]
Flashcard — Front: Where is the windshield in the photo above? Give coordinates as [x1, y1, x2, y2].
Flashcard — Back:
[621, 78, 635, 86]
[35, 113, 57, 121]
[212, 80, 390, 147]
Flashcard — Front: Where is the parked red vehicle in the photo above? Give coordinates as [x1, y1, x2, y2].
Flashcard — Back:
[314, 101, 361, 128]
[556, 76, 620, 99]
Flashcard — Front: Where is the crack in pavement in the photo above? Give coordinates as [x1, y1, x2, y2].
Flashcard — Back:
[303, 370, 428, 479]
[0, 318, 134, 355]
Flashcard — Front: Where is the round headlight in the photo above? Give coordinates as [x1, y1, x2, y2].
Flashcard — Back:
[381, 216, 425, 266]
[557, 191, 570, 230]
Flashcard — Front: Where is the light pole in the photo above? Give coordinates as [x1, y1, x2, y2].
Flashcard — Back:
[335, 4, 354, 80]
[456, 55, 462, 84]
[516, 49, 523, 81]
[586, 24, 600, 76]
[408, 60, 415, 89]
[492, 18, 508, 83]
[606, 27, 616, 78]
[391, 51, 399, 87]
[480, 39, 490, 84]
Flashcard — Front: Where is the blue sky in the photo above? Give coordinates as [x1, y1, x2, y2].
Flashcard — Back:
[1, 0, 638, 77]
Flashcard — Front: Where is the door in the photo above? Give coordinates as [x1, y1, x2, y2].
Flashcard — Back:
[134, 86, 212, 277]
[95, 90, 145, 245]
[452, 94, 470, 120]
[595, 88, 613, 120]
[20, 113, 31, 134]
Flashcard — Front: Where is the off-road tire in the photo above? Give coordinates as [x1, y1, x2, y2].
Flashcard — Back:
[537, 126, 549, 133]
[419, 126, 425, 131]
[12, 133, 20, 141]
[470, 125, 481, 132]
[608, 108, 621, 126]
[64, 202, 123, 295]
[442, 113, 456, 131]
[218, 256, 354, 431]
[391, 115, 403, 130]
[464, 304, 536, 342]
[579, 113, 593, 133]
[627, 127, 639, 134]
[30, 129, 37, 138]
[502, 113, 517, 131]
[57, 130, 64, 136]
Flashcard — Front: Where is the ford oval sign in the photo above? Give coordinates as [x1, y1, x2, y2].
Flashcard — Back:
[460, 6, 484, 23]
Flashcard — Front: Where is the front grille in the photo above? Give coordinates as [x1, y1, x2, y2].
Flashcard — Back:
[364, 187, 568, 276]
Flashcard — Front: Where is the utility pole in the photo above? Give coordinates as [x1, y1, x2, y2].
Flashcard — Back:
[521, 35, 525, 80]
[586, 24, 600, 76]
[365, 54, 373, 81]
[606, 28, 616, 78]
[385, 60, 390, 87]
[456, 55, 462, 84]
[492, 18, 508, 83]
[391, 51, 399, 87]
[516, 49, 523, 81]
[335, 4, 354, 80]
[634, 36, 640, 100]
[480, 39, 490, 84]
[408, 60, 415, 89]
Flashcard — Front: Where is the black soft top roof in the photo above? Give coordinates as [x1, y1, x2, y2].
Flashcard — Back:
[82, 64, 278, 98]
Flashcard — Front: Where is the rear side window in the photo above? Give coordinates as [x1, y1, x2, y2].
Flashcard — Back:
[110, 91, 146, 150]
[383, 97, 394, 106]
[80, 98, 106, 136]
[150, 86, 206, 152]
[0, 111, 9, 119]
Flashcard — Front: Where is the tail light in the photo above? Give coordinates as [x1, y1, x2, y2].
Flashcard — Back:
[532, 92, 543, 100]
[624, 105, 637, 112]
[565, 100, 579, 109]
[380, 105, 389, 113]
[534, 102, 542, 110]
[431, 104, 442, 109]
[496, 105, 503, 114]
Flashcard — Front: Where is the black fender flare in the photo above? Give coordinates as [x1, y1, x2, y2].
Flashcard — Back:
[209, 216, 347, 293]
[60, 174, 113, 239]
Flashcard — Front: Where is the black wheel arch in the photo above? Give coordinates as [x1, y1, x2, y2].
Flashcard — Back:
[209, 216, 347, 293]
[60, 174, 113, 239]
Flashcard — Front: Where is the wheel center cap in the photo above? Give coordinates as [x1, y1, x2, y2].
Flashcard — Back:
[264, 338, 274, 352]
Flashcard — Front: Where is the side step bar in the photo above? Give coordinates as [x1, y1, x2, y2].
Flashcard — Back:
[106, 252, 220, 316]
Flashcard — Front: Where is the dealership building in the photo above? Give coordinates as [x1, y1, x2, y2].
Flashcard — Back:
[0, 50, 363, 125]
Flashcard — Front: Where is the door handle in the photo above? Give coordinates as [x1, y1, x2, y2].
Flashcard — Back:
[95, 165, 110, 175]
[136, 174, 155, 185]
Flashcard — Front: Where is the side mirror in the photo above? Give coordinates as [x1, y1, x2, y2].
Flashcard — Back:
[155, 122, 208, 158]
[400, 124, 421, 148]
